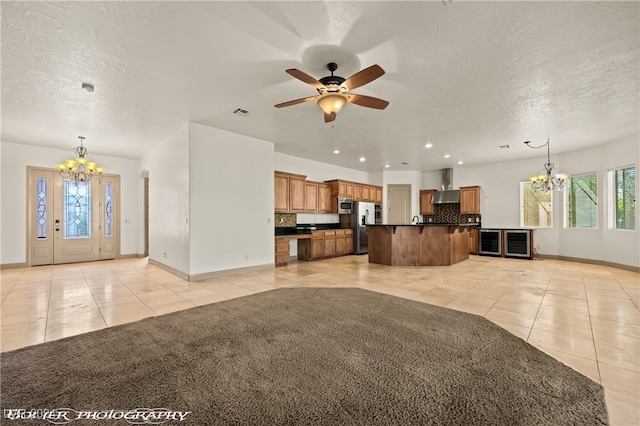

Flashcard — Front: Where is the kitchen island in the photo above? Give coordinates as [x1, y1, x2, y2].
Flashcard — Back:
[367, 224, 477, 266]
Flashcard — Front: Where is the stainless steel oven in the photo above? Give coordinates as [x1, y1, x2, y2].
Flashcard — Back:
[337, 198, 353, 214]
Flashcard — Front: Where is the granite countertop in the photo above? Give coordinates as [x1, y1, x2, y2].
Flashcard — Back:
[275, 223, 342, 236]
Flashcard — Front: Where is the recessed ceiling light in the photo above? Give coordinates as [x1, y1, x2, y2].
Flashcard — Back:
[425, 143, 433, 149]
[81, 82, 94, 92]
[444, 154, 451, 159]
[385, 164, 390, 168]
[359, 156, 366, 162]
[333, 149, 340, 154]
[457, 160, 464, 165]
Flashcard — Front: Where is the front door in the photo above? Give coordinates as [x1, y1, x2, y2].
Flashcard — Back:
[28, 167, 119, 266]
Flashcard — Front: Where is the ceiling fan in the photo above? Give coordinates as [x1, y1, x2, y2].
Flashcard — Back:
[274, 62, 389, 123]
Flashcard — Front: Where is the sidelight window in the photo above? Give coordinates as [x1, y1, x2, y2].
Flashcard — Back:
[566, 173, 598, 228]
[610, 166, 636, 230]
[105, 182, 113, 237]
[37, 177, 47, 238]
[520, 182, 552, 227]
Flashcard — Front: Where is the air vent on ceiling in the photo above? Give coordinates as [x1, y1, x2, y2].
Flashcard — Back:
[233, 108, 250, 117]
[498, 144, 510, 149]
[401, 162, 410, 165]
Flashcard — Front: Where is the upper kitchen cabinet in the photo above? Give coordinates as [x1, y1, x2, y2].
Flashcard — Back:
[289, 175, 306, 212]
[375, 187, 383, 204]
[274, 172, 290, 212]
[305, 181, 318, 212]
[318, 183, 332, 213]
[304, 181, 332, 213]
[326, 179, 383, 208]
[419, 189, 437, 215]
[274, 171, 306, 213]
[459, 186, 481, 214]
[337, 181, 354, 199]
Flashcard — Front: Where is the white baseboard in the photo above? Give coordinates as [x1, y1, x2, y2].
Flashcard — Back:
[147, 259, 274, 282]
[538, 254, 639, 273]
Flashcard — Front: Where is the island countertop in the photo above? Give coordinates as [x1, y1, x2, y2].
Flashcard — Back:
[368, 224, 471, 266]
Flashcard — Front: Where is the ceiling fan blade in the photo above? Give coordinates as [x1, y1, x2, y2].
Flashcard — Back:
[324, 112, 336, 123]
[274, 96, 318, 108]
[342, 64, 385, 91]
[348, 94, 389, 110]
[285, 69, 325, 89]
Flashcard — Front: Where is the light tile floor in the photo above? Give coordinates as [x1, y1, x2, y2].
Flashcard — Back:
[1, 255, 638, 424]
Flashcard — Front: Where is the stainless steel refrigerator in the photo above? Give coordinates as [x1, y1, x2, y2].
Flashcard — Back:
[354, 202, 381, 254]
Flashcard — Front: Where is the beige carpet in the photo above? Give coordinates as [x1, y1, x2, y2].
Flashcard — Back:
[1, 288, 607, 425]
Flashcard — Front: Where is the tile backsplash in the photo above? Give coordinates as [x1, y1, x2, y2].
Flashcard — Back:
[275, 213, 296, 227]
[422, 203, 481, 224]
[275, 213, 340, 227]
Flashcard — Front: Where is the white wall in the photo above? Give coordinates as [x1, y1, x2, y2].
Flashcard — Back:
[275, 153, 369, 183]
[0, 141, 140, 265]
[188, 123, 274, 275]
[559, 136, 639, 267]
[139, 124, 191, 274]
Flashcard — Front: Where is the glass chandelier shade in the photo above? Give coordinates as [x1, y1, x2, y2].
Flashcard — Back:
[525, 138, 568, 192]
[316, 92, 348, 115]
[56, 136, 105, 182]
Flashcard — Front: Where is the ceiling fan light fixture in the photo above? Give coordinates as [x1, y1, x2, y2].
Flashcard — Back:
[316, 93, 348, 115]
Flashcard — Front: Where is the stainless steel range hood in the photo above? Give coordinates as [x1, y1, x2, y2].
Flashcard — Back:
[431, 168, 460, 204]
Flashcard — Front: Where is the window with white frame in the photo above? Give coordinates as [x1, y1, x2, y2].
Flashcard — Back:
[520, 182, 552, 227]
[565, 173, 598, 228]
[609, 166, 636, 230]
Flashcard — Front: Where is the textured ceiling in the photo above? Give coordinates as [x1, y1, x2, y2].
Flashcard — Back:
[2, 1, 638, 172]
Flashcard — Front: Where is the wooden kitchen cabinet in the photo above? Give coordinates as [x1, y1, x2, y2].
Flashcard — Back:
[298, 229, 354, 260]
[318, 183, 332, 213]
[420, 189, 437, 215]
[326, 179, 383, 211]
[323, 230, 336, 257]
[305, 182, 318, 212]
[468, 227, 479, 255]
[336, 181, 354, 199]
[459, 186, 481, 214]
[362, 185, 371, 202]
[275, 171, 307, 213]
[289, 174, 306, 212]
[354, 185, 363, 201]
[335, 230, 346, 255]
[275, 237, 290, 266]
[311, 232, 325, 260]
[274, 172, 290, 212]
[344, 229, 354, 254]
[375, 187, 383, 204]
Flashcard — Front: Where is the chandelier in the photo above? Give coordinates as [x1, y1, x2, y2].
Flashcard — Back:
[524, 138, 568, 192]
[56, 136, 105, 181]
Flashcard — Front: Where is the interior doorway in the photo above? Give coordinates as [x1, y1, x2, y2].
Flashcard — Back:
[387, 184, 412, 224]
[27, 167, 120, 266]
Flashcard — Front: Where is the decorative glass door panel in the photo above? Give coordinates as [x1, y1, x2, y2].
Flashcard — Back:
[28, 167, 120, 265]
[64, 179, 92, 239]
[53, 176, 100, 264]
